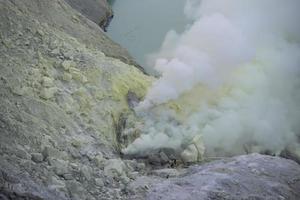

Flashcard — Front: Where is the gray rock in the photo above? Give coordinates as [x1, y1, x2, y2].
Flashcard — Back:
[31, 153, 44, 163]
[64, 0, 113, 30]
[94, 153, 105, 167]
[104, 159, 126, 178]
[95, 178, 104, 187]
[62, 173, 73, 180]
[146, 154, 300, 200]
[49, 159, 69, 177]
[0, 164, 67, 200]
[80, 165, 92, 181]
[66, 180, 86, 200]
[14, 146, 31, 160]
[42, 146, 61, 159]
[61, 60, 75, 71]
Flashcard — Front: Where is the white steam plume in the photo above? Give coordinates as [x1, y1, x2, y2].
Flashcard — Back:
[123, 0, 300, 156]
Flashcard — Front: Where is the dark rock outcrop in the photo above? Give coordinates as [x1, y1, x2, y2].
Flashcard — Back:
[64, 0, 113, 30]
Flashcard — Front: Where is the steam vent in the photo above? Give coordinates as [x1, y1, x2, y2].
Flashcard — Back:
[0, 0, 300, 199]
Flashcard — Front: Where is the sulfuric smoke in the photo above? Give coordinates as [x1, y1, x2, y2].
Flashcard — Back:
[123, 0, 300, 156]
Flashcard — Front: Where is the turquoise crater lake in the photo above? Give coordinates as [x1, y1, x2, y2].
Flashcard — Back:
[107, 0, 189, 74]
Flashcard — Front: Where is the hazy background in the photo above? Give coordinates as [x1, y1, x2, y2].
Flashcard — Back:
[107, 0, 190, 74]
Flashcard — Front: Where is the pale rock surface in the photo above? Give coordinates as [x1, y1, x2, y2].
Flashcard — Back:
[104, 159, 127, 177]
[146, 154, 300, 200]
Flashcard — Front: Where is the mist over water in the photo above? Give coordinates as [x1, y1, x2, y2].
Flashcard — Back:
[107, 0, 189, 74]
[123, 0, 300, 156]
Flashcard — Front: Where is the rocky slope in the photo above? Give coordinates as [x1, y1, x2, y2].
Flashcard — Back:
[0, 0, 151, 199]
[0, 0, 300, 200]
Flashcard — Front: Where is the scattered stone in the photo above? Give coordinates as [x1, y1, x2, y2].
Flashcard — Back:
[71, 140, 81, 148]
[68, 147, 81, 159]
[14, 146, 30, 159]
[42, 146, 60, 160]
[95, 178, 104, 187]
[127, 171, 139, 180]
[11, 86, 26, 96]
[42, 76, 53, 87]
[31, 153, 44, 163]
[94, 153, 105, 167]
[62, 173, 73, 180]
[69, 68, 87, 83]
[80, 165, 92, 181]
[137, 162, 146, 171]
[61, 60, 75, 71]
[66, 180, 85, 200]
[49, 176, 66, 191]
[62, 72, 72, 82]
[50, 48, 60, 56]
[39, 87, 57, 99]
[36, 29, 44, 36]
[120, 175, 131, 185]
[124, 160, 139, 171]
[104, 159, 126, 178]
[63, 50, 74, 60]
[147, 149, 177, 166]
[49, 159, 69, 176]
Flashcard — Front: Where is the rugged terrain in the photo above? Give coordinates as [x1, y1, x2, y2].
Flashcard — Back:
[0, 0, 299, 200]
[0, 0, 151, 199]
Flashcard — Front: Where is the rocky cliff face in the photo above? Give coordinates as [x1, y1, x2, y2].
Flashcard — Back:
[64, 0, 113, 30]
[0, 0, 151, 199]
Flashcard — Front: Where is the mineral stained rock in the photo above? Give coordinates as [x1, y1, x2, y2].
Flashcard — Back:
[0, 0, 151, 199]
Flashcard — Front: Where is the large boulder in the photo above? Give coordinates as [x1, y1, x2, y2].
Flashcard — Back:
[146, 154, 300, 200]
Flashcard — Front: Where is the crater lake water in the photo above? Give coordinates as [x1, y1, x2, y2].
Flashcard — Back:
[107, 0, 189, 74]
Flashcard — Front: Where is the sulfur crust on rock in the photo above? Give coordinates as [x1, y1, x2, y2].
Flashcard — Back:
[0, 1, 154, 198]
[111, 64, 153, 102]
